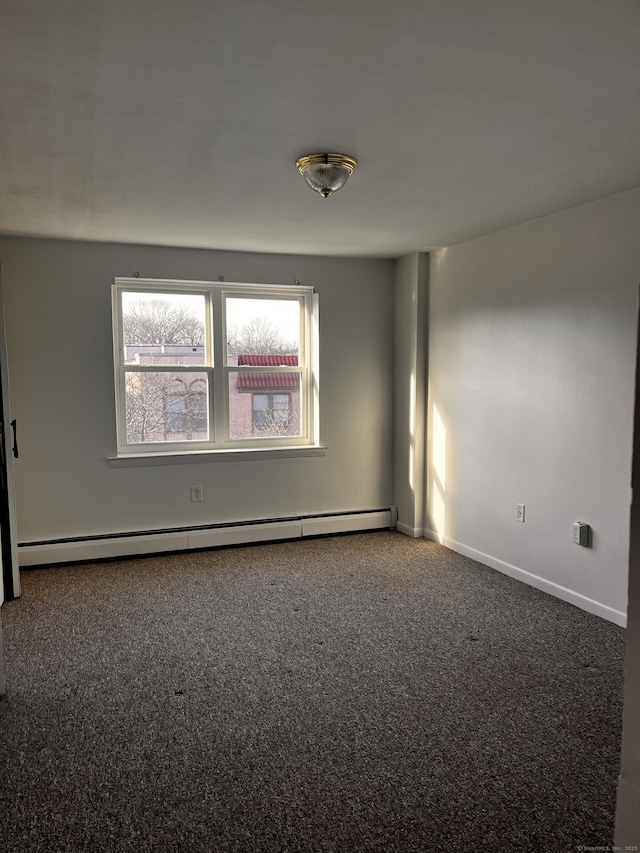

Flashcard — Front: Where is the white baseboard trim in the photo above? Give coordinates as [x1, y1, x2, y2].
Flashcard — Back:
[423, 529, 626, 627]
[396, 522, 424, 538]
[18, 508, 394, 567]
[423, 528, 442, 544]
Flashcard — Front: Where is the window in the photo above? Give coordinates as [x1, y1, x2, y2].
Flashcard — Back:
[252, 393, 292, 433]
[112, 279, 317, 455]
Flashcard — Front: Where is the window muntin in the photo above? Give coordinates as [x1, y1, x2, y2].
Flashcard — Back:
[113, 279, 315, 454]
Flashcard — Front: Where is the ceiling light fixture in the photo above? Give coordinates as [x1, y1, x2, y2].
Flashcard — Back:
[295, 153, 357, 199]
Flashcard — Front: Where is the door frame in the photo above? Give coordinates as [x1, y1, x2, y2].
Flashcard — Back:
[0, 262, 19, 600]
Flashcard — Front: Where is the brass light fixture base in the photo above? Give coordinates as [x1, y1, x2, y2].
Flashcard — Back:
[295, 153, 358, 198]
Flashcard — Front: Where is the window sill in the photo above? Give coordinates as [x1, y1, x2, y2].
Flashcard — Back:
[107, 445, 328, 467]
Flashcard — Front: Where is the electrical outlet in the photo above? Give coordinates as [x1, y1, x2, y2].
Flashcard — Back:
[572, 522, 590, 547]
[191, 485, 203, 503]
[516, 504, 525, 523]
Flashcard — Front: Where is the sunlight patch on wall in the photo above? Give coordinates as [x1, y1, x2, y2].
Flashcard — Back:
[431, 402, 447, 543]
[409, 371, 416, 491]
[432, 247, 448, 267]
[409, 372, 416, 439]
[432, 479, 446, 544]
[432, 403, 446, 490]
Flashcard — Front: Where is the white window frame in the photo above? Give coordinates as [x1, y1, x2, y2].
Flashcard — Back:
[112, 278, 318, 456]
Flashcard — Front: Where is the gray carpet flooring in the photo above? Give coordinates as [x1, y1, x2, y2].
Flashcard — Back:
[0, 531, 626, 852]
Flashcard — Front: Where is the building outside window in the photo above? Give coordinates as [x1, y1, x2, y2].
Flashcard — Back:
[164, 383, 207, 437]
[252, 393, 291, 431]
[231, 354, 300, 437]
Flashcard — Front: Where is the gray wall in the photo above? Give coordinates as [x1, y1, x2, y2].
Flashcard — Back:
[393, 252, 428, 536]
[0, 238, 394, 543]
[616, 305, 640, 843]
[427, 187, 640, 624]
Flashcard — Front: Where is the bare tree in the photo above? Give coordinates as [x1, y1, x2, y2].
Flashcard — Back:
[123, 298, 205, 346]
[125, 373, 167, 443]
[126, 373, 207, 443]
[231, 403, 300, 438]
[227, 316, 296, 355]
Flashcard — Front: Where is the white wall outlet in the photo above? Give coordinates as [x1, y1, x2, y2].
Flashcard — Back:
[191, 485, 203, 503]
[572, 521, 590, 547]
[516, 503, 525, 523]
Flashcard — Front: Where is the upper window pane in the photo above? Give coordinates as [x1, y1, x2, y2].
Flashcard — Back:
[122, 291, 206, 366]
[226, 298, 299, 362]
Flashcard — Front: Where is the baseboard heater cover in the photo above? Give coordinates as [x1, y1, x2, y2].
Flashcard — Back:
[18, 507, 396, 566]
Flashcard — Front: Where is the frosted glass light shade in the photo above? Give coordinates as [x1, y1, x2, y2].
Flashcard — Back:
[296, 153, 357, 198]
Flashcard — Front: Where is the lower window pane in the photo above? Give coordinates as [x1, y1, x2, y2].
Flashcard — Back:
[228, 373, 302, 439]
[125, 372, 209, 443]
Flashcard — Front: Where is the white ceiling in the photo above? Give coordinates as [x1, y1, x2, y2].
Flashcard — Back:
[1, 0, 639, 258]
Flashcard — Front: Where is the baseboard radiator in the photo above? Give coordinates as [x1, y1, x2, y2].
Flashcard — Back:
[18, 507, 398, 567]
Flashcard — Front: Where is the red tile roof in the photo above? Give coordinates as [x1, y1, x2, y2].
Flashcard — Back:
[237, 355, 298, 366]
[237, 372, 300, 390]
[236, 354, 300, 391]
